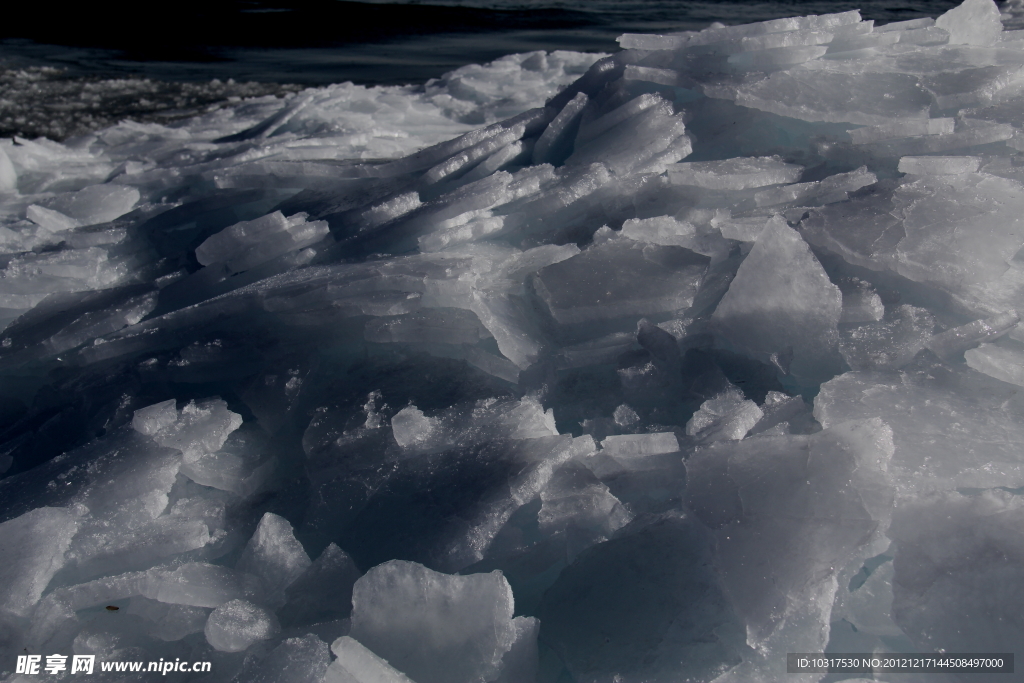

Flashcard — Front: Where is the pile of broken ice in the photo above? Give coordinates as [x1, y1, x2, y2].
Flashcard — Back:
[3, 0, 1024, 680]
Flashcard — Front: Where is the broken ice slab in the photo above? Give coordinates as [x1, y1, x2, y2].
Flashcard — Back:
[685, 419, 894, 661]
[684, 388, 763, 442]
[195, 210, 329, 274]
[326, 636, 416, 683]
[711, 216, 842, 383]
[619, 215, 697, 248]
[0, 507, 79, 617]
[33, 184, 140, 226]
[601, 432, 680, 457]
[898, 155, 982, 174]
[934, 0, 1004, 45]
[349, 560, 521, 683]
[133, 398, 243, 462]
[754, 166, 876, 207]
[616, 10, 862, 50]
[666, 156, 803, 191]
[850, 118, 955, 144]
[204, 598, 280, 652]
[924, 309, 1020, 360]
[533, 238, 709, 325]
[236, 512, 311, 609]
[816, 359, 1024, 490]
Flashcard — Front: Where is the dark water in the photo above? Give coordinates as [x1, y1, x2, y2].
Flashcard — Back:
[0, 0, 967, 139]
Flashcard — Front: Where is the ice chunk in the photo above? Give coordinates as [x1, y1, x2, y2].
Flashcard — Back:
[601, 432, 679, 457]
[36, 184, 140, 225]
[204, 599, 280, 652]
[935, 0, 1003, 45]
[666, 156, 803, 190]
[849, 118, 955, 144]
[236, 512, 312, 608]
[925, 310, 1020, 360]
[711, 216, 842, 383]
[754, 167, 876, 207]
[685, 388, 764, 442]
[620, 215, 697, 248]
[349, 560, 518, 683]
[326, 636, 416, 683]
[131, 399, 178, 436]
[195, 211, 329, 273]
[534, 238, 708, 324]
[538, 460, 632, 542]
[815, 361, 1024, 489]
[135, 398, 243, 461]
[0, 507, 78, 617]
[964, 342, 1024, 386]
[390, 406, 439, 447]
[898, 155, 981, 174]
[685, 419, 894, 662]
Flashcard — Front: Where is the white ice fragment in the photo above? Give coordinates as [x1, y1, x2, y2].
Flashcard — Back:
[925, 310, 1020, 360]
[326, 636, 416, 683]
[37, 184, 140, 225]
[195, 211, 329, 273]
[685, 388, 764, 442]
[533, 91, 588, 164]
[391, 405, 439, 447]
[143, 398, 243, 461]
[236, 512, 311, 608]
[601, 432, 679, 457]
[711, 216, 842, 382]
[620, 216, 697, 247]
[26, 204, 79, 232]
[935, 0, 1003, 45]
[204, 599, 280, 652]
[534, 238, 708, 324]
[349, 560, 518, 683]
[666, 156, 803, 190]
[965, 342, 1024, 386]
[815, 361, 1024, 489]
[131, 399, 178, 436]
[0, 507, 79, 617]
[685, 419, 895, 658]
[898, 156, 982, 175]
[754, 167, 876, 207]
[850, 118, 955, 144]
